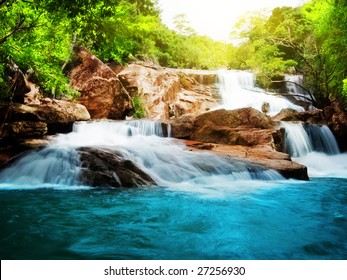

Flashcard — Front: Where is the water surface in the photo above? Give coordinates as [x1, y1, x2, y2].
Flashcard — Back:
[1, 178, 346, 260]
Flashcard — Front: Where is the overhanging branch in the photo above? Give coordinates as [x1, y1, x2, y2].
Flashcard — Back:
[0, 15, 25, 44]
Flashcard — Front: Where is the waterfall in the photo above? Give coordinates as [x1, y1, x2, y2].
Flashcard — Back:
[305, 124, 340, 154]
[0, 120, 283, 189]
[282, 122, 313, 157]
[282, 122, 340, 157]
[285, 74, 316, 110]
[281, 122, 347, 177]
[0, 147, 81, 186]
[217, 70, 305, 116]
[285, 74, 305, 99]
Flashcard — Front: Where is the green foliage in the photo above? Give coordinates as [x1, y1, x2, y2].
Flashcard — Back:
[3, 0, 345, 111]
[132, 96, 146, 119]
[0, 0, 231, 102]
[230, 1, 347, 108]
[231, 10, 299, 90]
[0, 62, 9, 97]
[0, 0, 77, 99]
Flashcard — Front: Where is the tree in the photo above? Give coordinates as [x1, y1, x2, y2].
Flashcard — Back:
[231, 10, 298, 90]
[173, 14, 196, 37]
[229, 2, 347, 108]
[0, 0, 76, 99]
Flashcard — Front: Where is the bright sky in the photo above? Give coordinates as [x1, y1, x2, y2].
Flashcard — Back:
[158, 0, 310, 41]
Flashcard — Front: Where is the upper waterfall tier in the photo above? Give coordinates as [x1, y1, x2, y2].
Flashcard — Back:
[217, 70, 305, 116]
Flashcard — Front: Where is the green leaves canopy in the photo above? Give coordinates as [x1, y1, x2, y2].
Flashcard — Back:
[0, 0, 229, 100]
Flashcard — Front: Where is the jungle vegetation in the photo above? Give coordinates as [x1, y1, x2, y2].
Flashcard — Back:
[0, 0, 346, 108]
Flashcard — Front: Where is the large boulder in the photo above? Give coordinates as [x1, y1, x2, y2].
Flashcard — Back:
[69, 47, 133, 119]
[118, 63, 181, 120]
[7, 100, 90, 124]
[78, 147, 156, 188]
[169, 108, 309, 180]
[5, 121, 47, 138]
[1, 99, 90, 137]
[194, 108, 273, 129]
[191, 108, 276, 147]
[118, 63, 219, 120]
[169, 115, 195, 139]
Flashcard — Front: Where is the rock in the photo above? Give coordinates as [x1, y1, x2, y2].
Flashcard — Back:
[272, 108, 300, 122]
[118, 63, 220, 120]
[118, 63, 181, 120]
[175, 69, 217, 85]
[184, 140, 308, 180]
[0, 138, 50, 169]
[191, 108, 275, 147]
[5, 121, 47, 138]
[1, 100, 90, 137]
[272, 108, 325, 123]
[169, 115, 194, 139]
[69, 47, 133, 119]
[78, 147, 156, 188]
[36, 99, 90, 124]
[329, 98, 347, 150]
[171, 108, 309, 180]
[194, 108, 273, 129]
[6, 62, 41, 105]
[10, 99, 90, 125]
[273, 99, 347, 151]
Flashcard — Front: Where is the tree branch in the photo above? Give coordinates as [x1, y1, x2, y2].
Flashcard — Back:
[0, 15, 25, 44]
[271, 79, 316, 104]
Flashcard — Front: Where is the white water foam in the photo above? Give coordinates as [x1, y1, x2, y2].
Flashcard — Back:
[0, 120, 284, 191]
[282, 122, 347, 178]
[217, 70, 305, 116]
[294, 152, 347, 178]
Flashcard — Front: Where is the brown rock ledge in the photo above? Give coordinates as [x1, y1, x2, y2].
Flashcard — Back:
[183, 140, 308, 180]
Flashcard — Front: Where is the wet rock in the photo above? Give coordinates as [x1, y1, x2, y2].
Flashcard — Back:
[78, 147, 156, 188]
[169, 115, 194, 139]
[0, 138, 50, 169]
[184, 141, 308, 180]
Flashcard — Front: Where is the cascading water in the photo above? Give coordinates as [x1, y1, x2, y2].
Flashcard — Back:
[282, 122, 347, 177]
[1, 116, 347, 261]
[0, 120, 283, 191]
[282, 122, 340, 157]
[281, 122, 313, 157]
[284, 74, 315, 110]
[217, 70, 305, 116]
[0, 148, 81, 187]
